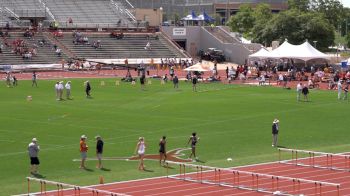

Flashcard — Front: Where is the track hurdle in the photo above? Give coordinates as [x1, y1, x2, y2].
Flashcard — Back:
[26, 177, 131, 196]
[165, 161, 340, 196]
[278, 148, 350, 171]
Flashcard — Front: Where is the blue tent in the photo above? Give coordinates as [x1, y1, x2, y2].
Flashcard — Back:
[203, 11, 215, 22]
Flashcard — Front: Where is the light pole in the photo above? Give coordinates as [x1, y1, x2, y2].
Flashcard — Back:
[313, 40, 317, 48]
[159, 7, 163, 26]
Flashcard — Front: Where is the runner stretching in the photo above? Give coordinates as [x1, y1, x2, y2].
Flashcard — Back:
[159, 136, 167, 166]
[135, 137, 146, 170]
[187, 132, 199, 161]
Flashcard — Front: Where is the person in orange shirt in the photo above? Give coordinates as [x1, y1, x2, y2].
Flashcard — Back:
[80, 135, 88, 169]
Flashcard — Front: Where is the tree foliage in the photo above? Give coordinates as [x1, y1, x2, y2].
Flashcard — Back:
[252, 10, 334, 50]
[227, 4, 254, 34]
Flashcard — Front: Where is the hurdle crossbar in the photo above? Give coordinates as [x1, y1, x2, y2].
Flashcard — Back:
[26, 177, 131, 196]
[166, 161, 340, 188]
[278, 148, 350, 158]
[278, 148, 350, 171]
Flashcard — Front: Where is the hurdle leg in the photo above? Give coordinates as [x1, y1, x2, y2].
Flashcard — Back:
[27, 178, 30, 196]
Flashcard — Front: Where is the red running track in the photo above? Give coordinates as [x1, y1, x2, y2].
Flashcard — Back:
[26, 156, 350, 196]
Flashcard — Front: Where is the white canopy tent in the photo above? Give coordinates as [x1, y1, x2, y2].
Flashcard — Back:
[248, 48, 271, 59]
[184, 62, 210, 72]
[265, 40, 330, 61]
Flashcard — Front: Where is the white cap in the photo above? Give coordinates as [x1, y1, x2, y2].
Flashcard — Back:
[32, 138, 38, 142]
[81, 135, 87, 139]
[273, 119, 279, 124]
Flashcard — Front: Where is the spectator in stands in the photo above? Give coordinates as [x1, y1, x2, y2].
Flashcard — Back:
[6, 21, 10, 30]
[79, 135, 88, 169]
[173, 75, 179, 89]
[308, 79, 314, 89]
[144, 42, 151, 50]
[56, 48, 62, 57]
[83, 36, 89, 44]
[68, 17, 73, 25]
[278, 74, 283, 85]
[95, 135, 104, 169]
[28, 138, 40, 175]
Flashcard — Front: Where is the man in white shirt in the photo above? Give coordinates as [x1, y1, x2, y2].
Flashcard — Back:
[28, 138, 40, 175]
[65, 81, 71, 99]
[58, 81, 64, 100]
[297, 83, 302, 101]
[338, 80, 342, 100]
[54, 81, 59, 100]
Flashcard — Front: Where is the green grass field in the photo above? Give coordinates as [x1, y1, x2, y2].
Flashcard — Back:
[1, 78, 349, 195]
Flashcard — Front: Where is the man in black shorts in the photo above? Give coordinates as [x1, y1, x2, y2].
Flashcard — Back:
[140, 75, 145, 90]
[192, 75, 198, 92]
[28, 138, 40, 175]
[159, 136, 167, 166]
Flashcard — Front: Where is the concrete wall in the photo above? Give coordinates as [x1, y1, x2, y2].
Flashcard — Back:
[134, 8, 162, 26]
[162, 26, 201, 57]
[162, 26, 252, 64]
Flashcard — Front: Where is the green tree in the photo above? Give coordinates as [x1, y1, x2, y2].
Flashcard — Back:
[253, 10, 334, 50]
[227, 4, 254, 34]
[288, 0, 310, 12]
[346, 33, 350, 48]
[312, 0, 344, 29]
[251, 3, 273, 45]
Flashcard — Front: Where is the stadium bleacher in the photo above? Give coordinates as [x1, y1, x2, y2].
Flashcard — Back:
[52, 32, 186, 59]
[0, 32, 68, 65]
[43, 0, 134, 28]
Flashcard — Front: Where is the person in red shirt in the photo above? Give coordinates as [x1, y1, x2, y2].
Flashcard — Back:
[80, 135, 88, 169]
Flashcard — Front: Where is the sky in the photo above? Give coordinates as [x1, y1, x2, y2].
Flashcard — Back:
[342, 0, 350, 8]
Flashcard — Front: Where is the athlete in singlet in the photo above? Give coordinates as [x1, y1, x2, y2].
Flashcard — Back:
[159, 136, 167, 166]
[187, 132, 199, 161]
[135, 137, 146, 170]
